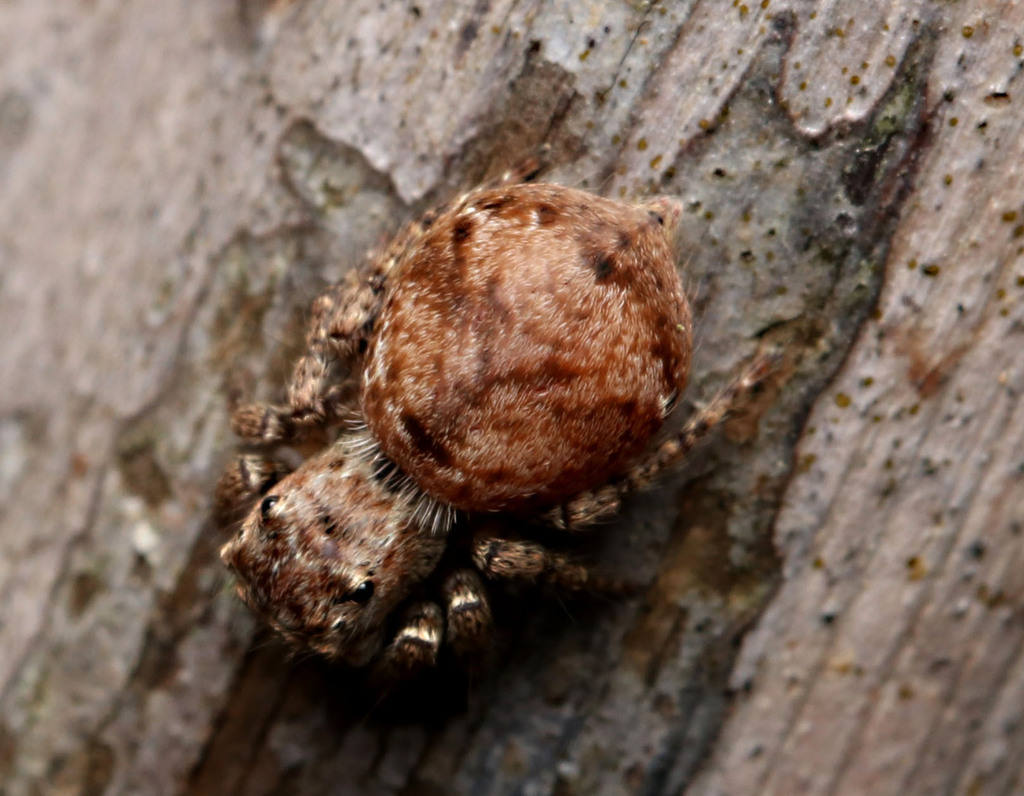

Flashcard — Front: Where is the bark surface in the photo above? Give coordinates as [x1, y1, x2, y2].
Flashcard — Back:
[1, 2, 1021, 795]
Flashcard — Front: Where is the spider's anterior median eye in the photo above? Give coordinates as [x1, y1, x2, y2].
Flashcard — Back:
[259, 495, 279, 523]
[350, 580, 374, 604]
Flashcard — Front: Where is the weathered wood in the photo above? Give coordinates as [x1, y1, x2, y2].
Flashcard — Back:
[0, 1, 1021, 794]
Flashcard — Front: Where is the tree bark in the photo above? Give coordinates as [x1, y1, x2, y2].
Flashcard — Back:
[1, 1, 1021, 794]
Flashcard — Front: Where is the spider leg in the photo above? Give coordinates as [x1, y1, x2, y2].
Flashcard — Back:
[231, 153, 550, 448]
[543, 350, 778, 532]
[490, 151, 546, 187]
[230, 270, 382, 444]
[441, 568, 493, 662]
[370, 601, 444, 683]
[471, 531, 630, 595]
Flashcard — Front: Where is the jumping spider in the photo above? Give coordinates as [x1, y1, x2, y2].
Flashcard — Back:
[217, 176, 769, 681]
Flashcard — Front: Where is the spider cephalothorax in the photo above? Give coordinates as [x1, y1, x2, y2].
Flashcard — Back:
[217, 176, 767, 680]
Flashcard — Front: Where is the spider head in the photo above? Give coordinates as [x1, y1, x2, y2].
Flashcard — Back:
[219, 445, 446, 665]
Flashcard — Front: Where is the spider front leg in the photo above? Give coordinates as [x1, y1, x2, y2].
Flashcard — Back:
[543, 350, 778, 532]
[231, 271, 383, 444]
[370, 601, 444, 684]
[441, 569, 493, 663]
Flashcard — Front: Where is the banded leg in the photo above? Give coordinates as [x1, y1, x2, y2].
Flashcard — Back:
[441, 569, 493, 662]
[471, 532, 630, 595]
[231, 271, 382, 444]
[488, 152, 545, 188]
[543, 351, 779, 531]
[230, 195, 463, 446]
[370, 601, 444, 684]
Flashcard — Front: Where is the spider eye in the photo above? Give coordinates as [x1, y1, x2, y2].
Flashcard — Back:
[350, 580, 374, 604]
[259, 495, 279, 523]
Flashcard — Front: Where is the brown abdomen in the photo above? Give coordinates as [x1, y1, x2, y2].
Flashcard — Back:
[361, 183, 692, 513]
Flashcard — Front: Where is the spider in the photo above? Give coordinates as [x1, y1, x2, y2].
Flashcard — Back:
[217, 175, 769, 681]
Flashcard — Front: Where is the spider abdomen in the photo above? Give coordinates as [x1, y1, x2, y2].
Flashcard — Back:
[361, 183, 692, 512]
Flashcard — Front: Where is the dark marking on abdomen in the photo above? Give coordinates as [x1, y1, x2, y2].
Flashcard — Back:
[582, 246, 618, 282]
[402, 413, 453, 467]
[452, 217, 473, 243]
[535, 203, 559, 225]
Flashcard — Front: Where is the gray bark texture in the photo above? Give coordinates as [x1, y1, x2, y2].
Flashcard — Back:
[1, 1, 1022, 794]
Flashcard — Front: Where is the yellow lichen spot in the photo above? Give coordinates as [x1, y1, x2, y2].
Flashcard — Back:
[978, 584, 1008, 608]
[997, 288, 1007, 299]
[739, 4, 749, 17]
[799, 80, 808, 90]
[909, 403, 920, 415]
[907, 258, 918, 270]
[829, 653, 858, 675]
[798, 454, 817, 473]
[1002, 210, 1018, 223]
[906, 556, 928, 582]
[775, 284, 786, 294]
[824, 96, 833, 108]
[761, 0, 770, 8]
[861, 61, 869, 70]
[949, 117, 959, 127]
[835, 393, 851, 408]
[861, 376, 874, 387]
[1015, 44, 1024, 57]
[611, 135, 621, 145]
[649, 155, 662, 170]
[698, 118, 712, 130]
[703, 210, 715, 221]
[579, 49, 590, 61]
[944, 174, 953, 186]
[1001, 307, 1010, 316]
[922, 264, 941, 276]
[841, 66, 848, 75]
[637, 138, 648, 151]
[885, 54, 897, 67]
[962, 25, 974, 38]
[1016, 275, 1024, 287]
[850, 75, 860, 85]
[812, 556, 825, 569]
[619, 79, 628, 88]
[491, 25, 502, 34]
[898, 684, 915, 700]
